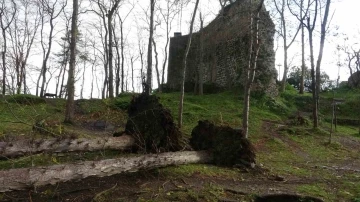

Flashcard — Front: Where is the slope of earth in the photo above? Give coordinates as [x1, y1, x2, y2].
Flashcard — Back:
[0, 87, 360, 201]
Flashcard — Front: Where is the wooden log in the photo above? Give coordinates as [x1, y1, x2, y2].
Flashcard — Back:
[0, 151, 212, 192]
[0, 135, 135, 158]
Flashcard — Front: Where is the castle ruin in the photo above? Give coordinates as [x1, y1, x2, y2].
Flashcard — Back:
[167, 0, 277, 95]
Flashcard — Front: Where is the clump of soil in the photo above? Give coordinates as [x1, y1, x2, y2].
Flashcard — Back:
[190, 120, 256, 167]
[124, 93, 184, 153]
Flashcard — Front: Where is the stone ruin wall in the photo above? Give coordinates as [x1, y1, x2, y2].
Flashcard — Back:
[167, 0, 278, 96]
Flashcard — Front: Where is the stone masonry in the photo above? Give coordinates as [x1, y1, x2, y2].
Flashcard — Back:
[167, 0, 277, 95]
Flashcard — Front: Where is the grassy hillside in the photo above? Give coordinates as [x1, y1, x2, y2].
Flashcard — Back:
[0, 86, 360, 201]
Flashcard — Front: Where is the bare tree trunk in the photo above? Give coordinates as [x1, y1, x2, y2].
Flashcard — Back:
[40, 1, 66, 97]
[108, 14, 114, 98]
[161, 26, 169, 88]
[44, 70, 54, 93]
[102, 63, 108, 99]
[108, 16, 114, 98]
[159, 0, 176, 88]
[152, 38, 161, 92]
[0, 151, 211, 192]
[64, 0, 78, 123]
[23, 70, 26, 94]
[0, 0, 16, 95]
[299, 0, 305, 94]
[307, 18, 318, 128]
[178, 0, 200, 128]
[1, 28, 7, 95]
[277, 0, 288, 92]
[0, 135, 134, 158]
[198, 12, 204, 95]
[59, 59, 68, 98]
[91, 61, 95, 98]
[146, 0, 155, 95]
[19, 25, 37, 94]
[80, 62, 85, 99]
[131, 56, 135, 92]
[315, 0, 331, 113]
[107, 0, 121, 98]
[274, 0, 300, 92]
[139, 43, 144, 83]
[120, 19, 125, 93]
[55, 63, 64, 96]
[113, 24, 120, 96]
[242, 0, 264, 138]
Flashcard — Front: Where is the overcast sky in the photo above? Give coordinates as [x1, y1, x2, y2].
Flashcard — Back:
[20, 0, 360, 98]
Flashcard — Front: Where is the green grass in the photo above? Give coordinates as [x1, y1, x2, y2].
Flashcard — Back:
[158, 164, 241, 179]
[297, 184, 334, 201]
[1, 88, 360, 201]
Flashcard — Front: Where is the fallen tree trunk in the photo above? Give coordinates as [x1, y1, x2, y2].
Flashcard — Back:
[0, 150, 212, 192]
[0, 135, 135, 158]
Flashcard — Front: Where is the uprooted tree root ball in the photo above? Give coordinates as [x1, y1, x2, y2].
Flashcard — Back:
[190, 120, 256, 167]
[123, 93, 185, 153]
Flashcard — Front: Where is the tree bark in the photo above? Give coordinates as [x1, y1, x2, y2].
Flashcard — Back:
[242, 0, 264, 138]
[178, 0, 200, 128]
[0, 151, 212, 192]
[152, 38, 161, 92]
[315, 0, 331, 111]
[1, 27, 7, 95]
[1, 0, 16, 95]
[131, 56, 135, 92]
[40, 1, 66, 97]
[146, 0, 155, 95]
[198, 12, 204, 95]
[299, 0, 305, 94]
[120, 18, 125, 93]
[275, 0, 300, 92]
[64, 0, 78, 123]
[307, 18, 318, 128]
[113, 23, 120, 96]
[0, 135, 134, 158]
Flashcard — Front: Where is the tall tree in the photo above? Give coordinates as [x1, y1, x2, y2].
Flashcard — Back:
[115, 2, 135, 95]
[0, 0, 16, 95]
[64, 0, 79, 123]
[8, 0, 40, 95]
[158, 0, 178, 93]
[304, 0, 331, 128]
[54, 11, 71, 98]
[287, 0, 311, 94]
[145, 0, 155, 95]
[273, 0, 301, 92]
[299, 0, 306, 94]
[305, 0, 318, 128]
[178, 0, 200, 128]
[314, 0, 331, 120]
[87, 0, 109, 98]
[38, 0, 67, 97]
[107, 0, 121, 98]
[242, 0, 265, 138]
[152, 38, 161, 92]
